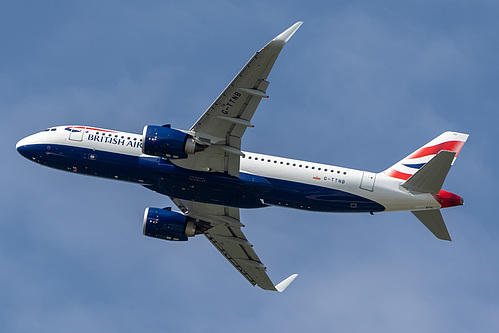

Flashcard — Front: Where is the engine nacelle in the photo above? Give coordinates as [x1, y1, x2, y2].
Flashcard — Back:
[143, 207, 197, 241]
[142, 125, 205, 159]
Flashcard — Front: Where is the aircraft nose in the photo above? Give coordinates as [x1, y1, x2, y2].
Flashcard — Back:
[16, 135, 37, 159]
[16, 137, 30, 158]
[16, 137, 26, 150]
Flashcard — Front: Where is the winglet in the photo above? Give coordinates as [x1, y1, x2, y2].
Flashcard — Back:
[275, 274, 299, 292]
[272, 21, 303, 44]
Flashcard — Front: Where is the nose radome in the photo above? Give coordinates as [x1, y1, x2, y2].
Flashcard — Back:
[16, 131, 42, 149]
[16, 137, 28, 150]
[16, 137, 31, 158]
[16, 134, 39, 158]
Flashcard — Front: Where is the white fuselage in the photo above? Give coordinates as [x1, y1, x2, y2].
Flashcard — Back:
[16, 125, 442, 213]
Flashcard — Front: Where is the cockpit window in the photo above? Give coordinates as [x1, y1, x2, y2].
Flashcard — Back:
[50, 128, 57, 131]
[43, 129, 50, 131]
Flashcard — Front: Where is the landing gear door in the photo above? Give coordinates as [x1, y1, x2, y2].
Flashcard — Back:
[360, 172, 376, 191]
[68, 126, 85, 141]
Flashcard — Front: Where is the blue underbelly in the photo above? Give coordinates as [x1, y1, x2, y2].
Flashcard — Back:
[261, 177, 385, 212]
[20, 144, 385, 212]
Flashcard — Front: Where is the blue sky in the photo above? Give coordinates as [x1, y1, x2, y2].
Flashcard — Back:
[1, 1, 498, 332]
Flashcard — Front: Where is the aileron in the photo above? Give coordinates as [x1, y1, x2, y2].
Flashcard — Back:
[170, 198, 295, 291]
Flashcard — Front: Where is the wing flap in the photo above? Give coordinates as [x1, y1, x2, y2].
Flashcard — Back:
[205, 224, 276, 290]
[173, 22, 302, 176]
[190, 22, 302, 141]
[170, 198, 297, 291]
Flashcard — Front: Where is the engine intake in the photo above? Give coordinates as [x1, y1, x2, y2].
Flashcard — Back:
[143, 207, 198, 241]
[142, 125, 206, 159]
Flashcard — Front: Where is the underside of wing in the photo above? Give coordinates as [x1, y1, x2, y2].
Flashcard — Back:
[173, 22, 303, 177]
[170, 198, 297, 291]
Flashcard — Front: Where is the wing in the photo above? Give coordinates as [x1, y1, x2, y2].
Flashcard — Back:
[173, 22, 303, 177]
[170, 198, 298, 292]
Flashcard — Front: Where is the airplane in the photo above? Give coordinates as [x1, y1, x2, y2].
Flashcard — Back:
[16, 21, 468, 292]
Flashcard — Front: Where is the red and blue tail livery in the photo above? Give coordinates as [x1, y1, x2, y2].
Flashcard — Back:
[16, 22, 468, 292]
[384, 131, 468, 180]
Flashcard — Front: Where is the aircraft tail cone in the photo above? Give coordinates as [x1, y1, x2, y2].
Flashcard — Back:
[432, 190, 463, 208]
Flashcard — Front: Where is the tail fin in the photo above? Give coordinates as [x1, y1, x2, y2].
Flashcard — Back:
[384, 131, 469, 181]
[384, 132, 469, 241]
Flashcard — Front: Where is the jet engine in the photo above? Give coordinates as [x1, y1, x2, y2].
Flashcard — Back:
[143, 207, 199, 241]
[142, 125, 206, 159]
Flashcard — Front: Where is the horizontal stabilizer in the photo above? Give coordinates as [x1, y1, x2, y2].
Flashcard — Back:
[275, 274, 299, 292]
[402, 151, 456, 193]
[411, 209, 451, 241]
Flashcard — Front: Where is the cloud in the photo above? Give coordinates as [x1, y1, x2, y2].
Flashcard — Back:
[2, 1, 498, 332]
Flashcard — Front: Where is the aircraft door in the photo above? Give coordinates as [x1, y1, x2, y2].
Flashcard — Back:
[360, 172, 376, 191]
[68, 126, 85, 141]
